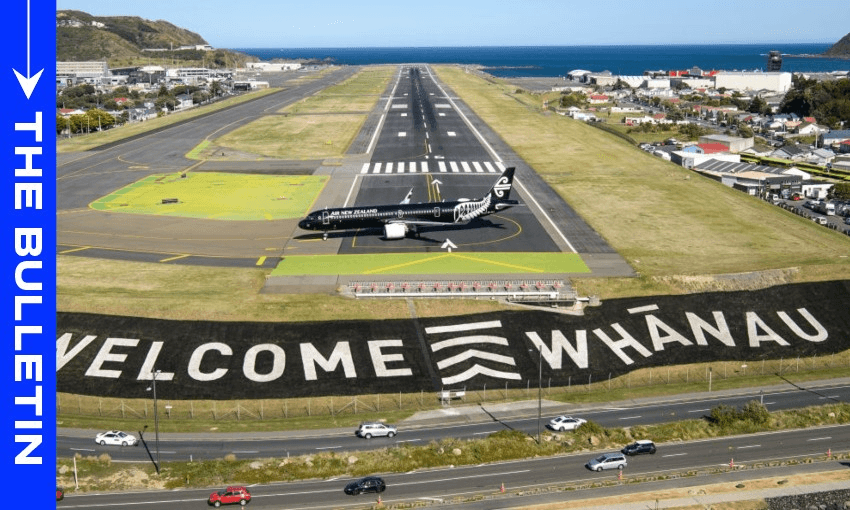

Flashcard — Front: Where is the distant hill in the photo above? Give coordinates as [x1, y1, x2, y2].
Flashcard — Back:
[822, 32, 850, 57]
[56, 10, 252, 66]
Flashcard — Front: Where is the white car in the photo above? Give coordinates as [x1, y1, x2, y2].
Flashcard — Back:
[95, 430, 138, 446]
[547, 415, 586, 432]
[355, 422, 397, 439]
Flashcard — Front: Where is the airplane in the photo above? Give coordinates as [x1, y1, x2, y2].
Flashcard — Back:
[298, 167, 519, 240]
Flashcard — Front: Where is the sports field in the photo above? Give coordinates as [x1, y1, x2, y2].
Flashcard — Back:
[89, 172, 327, 220]
[271, 252, 589, 276]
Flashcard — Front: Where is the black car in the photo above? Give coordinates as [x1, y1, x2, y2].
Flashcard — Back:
[344, 476, 386, 495]
[622, 439, 656, 455]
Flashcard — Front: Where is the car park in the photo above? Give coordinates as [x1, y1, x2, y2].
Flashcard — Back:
[208, 486, 251, 507]
[845, 217, 850, 225]
[355, 422, 397, 439]
[94, 430, 138, 446]
[344, 476, 386, 495]
[586, 452, 628, 471]
[622, 439, 657, 455]
[547, 415, 586, 432]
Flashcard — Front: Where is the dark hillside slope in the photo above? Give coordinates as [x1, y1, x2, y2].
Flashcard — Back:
[823, 31, 850, 57]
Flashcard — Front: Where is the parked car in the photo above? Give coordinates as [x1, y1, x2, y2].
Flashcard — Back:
[845, 217, 850, 225]
[813, 216, 828, 225]
[94, 430, 138, 446]
[344, 476, 386, 495]
[355, 422, 397, 439]
[547, 415, 586, 432]
[56, 487, 64, 502]
[586, 452, 628, 472]
[622, 439, 657, 456]
[208, 486, 251, 507]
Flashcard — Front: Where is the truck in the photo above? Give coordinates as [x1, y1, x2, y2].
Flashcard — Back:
[815, 201, 836, 216]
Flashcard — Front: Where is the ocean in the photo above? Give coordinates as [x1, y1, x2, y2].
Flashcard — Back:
[233, 44, 848, 77]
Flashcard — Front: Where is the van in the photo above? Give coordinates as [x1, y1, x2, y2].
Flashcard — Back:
[813, 217, 828, 226]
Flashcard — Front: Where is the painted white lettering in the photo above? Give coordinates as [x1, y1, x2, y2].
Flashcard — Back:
[593, 323, 653, 365]
[525, 330, 588, 369]
[300, 342, 356, 381]
[85, 338, 139, 378]
[187, 342, 232, 381]
[777, 308, 828, 342]
[243, 344, 286, 383]
[746, 312, 789, 347]
[645, 315, 692, 351]
[14, 260, 42, 291]
[686, 312, 735, 346]
[368, 340, 412, 377]
[56, 333, 97, 371]
[136, 341, 175, 381]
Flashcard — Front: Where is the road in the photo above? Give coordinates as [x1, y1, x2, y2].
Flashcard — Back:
[58, 380, 850, 461]
[57, 425, 850, 509]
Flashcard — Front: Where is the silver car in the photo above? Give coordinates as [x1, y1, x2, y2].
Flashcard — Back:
[586, 452, 627, 471]
[355, 422, 397, 439]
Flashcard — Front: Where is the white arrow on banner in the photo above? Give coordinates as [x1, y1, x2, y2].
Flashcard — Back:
[13, 0, 43, 99]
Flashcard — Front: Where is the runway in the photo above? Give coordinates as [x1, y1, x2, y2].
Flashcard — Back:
[57, 64, 633, 278]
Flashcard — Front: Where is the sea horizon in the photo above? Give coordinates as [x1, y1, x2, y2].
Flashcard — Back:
[232, 43, 849, 78]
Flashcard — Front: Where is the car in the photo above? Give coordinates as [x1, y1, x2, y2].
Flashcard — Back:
[344, 476, 386, 495]
[94, 430, 138, 446]
[586, 452, 628, 472]
[547, 415, 586, 432]
[845, 217, 850, 225]
[56, 487, 64, 502]
[355, 422, 397, 439]
[208, 486, 251, 507]
[622, 439, 657, 456]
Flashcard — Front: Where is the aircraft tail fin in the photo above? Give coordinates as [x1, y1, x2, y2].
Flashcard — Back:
[487, 167, 515, 201]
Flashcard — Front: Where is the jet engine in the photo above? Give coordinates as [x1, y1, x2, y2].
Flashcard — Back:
[383, 223, 408, 240]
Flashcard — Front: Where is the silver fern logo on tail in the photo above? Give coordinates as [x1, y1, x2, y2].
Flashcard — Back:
[489, 167, 515, 200]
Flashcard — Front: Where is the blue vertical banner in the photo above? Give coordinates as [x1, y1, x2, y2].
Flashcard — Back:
[2, 0, 56, 505]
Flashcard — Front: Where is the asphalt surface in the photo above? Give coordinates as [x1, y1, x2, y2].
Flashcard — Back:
[58, 64, 634, 280]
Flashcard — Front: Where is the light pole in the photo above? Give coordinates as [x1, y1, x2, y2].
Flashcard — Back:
[530, 348, 542, 444]
[146, 369, 161, 473]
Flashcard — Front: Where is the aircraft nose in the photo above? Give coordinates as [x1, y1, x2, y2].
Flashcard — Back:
[298, 219, 309, 229]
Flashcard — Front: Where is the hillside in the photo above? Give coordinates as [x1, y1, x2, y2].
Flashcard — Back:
[823, 31, 850, 57]
[56, 10, 252, 66]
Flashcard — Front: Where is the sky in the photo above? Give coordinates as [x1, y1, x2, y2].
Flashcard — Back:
[56, 0, 850, 49]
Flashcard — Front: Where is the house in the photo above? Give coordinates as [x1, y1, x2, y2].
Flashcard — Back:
[819, 130, 850, 149]
[839, 140, 850, 154]
[698, 134, 754, 153]
[174, 94, 195, 111]
[740, 143, 775, 157]
[771, 144, 811, 161]
[796, 122, 828, 137]
[588, 94, 610, 104]
[807, 148, 836, 166]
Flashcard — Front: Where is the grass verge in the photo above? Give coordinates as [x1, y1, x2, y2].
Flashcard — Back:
[57, 403, 850, 493]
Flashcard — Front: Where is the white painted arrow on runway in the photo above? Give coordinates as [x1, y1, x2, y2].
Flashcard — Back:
[441, 238, 457, 252]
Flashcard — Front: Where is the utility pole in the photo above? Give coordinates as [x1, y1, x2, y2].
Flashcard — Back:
[147, 369, 161, 473]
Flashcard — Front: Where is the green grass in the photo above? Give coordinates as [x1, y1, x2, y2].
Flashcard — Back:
[89, 172, 327, 220]
[271, 252, 589, 276]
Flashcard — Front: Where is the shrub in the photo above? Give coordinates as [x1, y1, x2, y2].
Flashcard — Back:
[740, 400, 770, 425]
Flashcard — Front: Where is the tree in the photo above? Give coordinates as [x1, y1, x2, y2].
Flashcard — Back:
[832, 183, 850, 200]
[748, 96, 768, 115]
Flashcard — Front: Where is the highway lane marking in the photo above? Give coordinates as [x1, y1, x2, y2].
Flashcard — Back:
[619, 416, 641, 420]
[662, 453, 687, 457]
[70, 448, 95, 452]
[473, 431, 498, 436]
[688, 409, 711, 413]
[807, 437, 832, 441]
[736, 445, 761, 449]
[231, 450, 259, 454]
[315, 446, 342, 450]
[818, 395, 840, 399]
[396, 439, 421, 444]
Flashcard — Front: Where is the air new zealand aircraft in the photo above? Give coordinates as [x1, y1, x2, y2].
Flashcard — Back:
[298, 167, 519, 240]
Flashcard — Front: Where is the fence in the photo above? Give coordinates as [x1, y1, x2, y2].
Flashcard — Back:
[58, 350, 850, 422]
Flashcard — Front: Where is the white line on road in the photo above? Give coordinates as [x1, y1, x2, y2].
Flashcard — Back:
[231, 450, 258, 454]
[315, 446, 341, 450]
[662, 453, 688, 457]
[736, 445, 761, 449]
[396, 439, 421, 443]
[619, 416, 641, 420]
[70, 448, 95, 452]
[807, 437, 832, 441]
[473, 431, 498, 436]
[688, 409, 711, 413]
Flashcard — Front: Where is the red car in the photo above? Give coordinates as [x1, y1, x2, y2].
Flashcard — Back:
[56, 487, 64, 501]
[208, 486, 251, 507]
